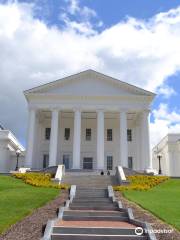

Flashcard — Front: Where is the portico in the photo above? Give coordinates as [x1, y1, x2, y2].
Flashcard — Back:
[24, 70, 155, 172]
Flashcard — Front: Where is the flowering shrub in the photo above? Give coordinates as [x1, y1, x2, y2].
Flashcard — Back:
[113, 175, 169, 191]
[12, 173, 70, 190]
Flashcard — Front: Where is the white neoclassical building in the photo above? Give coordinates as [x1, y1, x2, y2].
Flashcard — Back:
[24, 70, 155, 172]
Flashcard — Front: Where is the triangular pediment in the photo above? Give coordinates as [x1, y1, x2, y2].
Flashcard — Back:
[24, 70, 155, 98]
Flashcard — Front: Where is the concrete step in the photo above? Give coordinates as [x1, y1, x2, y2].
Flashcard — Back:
[74, 197, 109, 200]
[76, 188, 107, 192]
[75, 193, 108, 197]
[63, 210, 127, 217]
[61, 175, 118, 187]
[75, 191, 107, 194]
[69, 205, 119, 211]
[72, 198, 112, 203]
[62, 210, 129, 221]
[75, 194, 108, 198]
[51, 234, 148, 240]
[63, 215, 129, 221]
[70, 202, 117, 207]
[52, 226, 141, 235]
[76, 189, 107, 193]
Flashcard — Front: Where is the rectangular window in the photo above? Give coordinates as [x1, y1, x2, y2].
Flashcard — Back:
[64, 128, 70, 140]
[86, 128, 91, 141]
[107, 129, 113, 141]
[45, 128, 51, 140]
[107, 156, 113, 170]
[43, 154, 49, 168]
[128, 157, 133, 169]
[127, 129, 132, 141]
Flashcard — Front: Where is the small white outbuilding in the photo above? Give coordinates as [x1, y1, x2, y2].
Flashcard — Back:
[0, 125, 25, 172]
[152, 133, 180, 177]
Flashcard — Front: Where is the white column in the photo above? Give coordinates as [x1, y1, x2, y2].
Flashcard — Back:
[73, 109, 81, 169]
[49, 109, 59, 166]
[119, 110, 128, 167]
[141, 110, 151, 170]
[25, 108, 36, 168]
[97, 110, 104, 170]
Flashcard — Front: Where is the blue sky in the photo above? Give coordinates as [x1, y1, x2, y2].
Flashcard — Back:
[0, 0, 180, 147]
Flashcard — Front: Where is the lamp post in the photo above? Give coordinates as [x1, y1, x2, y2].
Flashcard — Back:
[15, 149, 21, 171]
[157, 154, 162, 175]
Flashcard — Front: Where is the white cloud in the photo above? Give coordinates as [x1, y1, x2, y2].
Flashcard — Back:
[65, 0, 97, 18]
[60, 0, 100, 35]
[0, 1, 180, 145]
[157, 85, 176, 98]
[150, 104, 180, 148]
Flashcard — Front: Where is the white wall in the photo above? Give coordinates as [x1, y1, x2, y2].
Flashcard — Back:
[0, 145, 25, 172]
[0, 145, 11, 172]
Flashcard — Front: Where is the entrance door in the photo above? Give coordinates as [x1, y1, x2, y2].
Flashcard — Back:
[83, 157, 93, 170]
[63, 154, 70, 169]
[128, 157, 133, 169]
[43, 154, 49, 168]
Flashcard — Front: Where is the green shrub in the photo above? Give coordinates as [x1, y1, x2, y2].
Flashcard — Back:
[12, 173, 70, 190]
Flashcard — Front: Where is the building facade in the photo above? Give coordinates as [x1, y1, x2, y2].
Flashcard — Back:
[24, 70, 155, 172]
[152, 134, 180, 177]
[0, 125, 25, 172]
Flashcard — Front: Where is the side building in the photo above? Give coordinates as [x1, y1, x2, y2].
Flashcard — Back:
[0, 125, 25, 172]
[152, 133, 180, 177]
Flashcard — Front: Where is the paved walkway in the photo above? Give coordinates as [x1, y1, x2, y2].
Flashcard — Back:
[55, 220, 136, 228]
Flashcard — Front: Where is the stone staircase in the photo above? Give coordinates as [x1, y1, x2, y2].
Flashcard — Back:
[42, 186, 156, 240]
[61, 172, 118, 187]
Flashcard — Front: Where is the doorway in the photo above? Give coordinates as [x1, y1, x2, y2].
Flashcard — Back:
[128, 157, 133, 169]
[83, 157, 93, 170]
[63, 154, 70, 169]
[43, 154, 49, 168]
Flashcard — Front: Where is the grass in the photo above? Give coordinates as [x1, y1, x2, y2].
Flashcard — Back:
[0, 175, 59, 233]
[123, 179, 180, 230]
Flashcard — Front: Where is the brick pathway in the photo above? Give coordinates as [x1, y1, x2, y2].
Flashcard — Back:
[55, 220, 136, 228]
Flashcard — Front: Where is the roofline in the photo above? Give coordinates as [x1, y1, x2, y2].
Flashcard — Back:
[152, 133, 180, 150]
[24, 69, 156, 97]
[152, 134, 168, 151]
[0, 130, 25, 151]
[92, 70, 156, 96]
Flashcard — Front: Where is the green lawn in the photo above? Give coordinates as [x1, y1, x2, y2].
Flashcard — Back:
[0, 175, 59, 233]
[124, 179, 180, 230]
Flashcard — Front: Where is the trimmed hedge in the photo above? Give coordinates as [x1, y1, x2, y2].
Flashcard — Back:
[113, 175, 169, 191]
[12, 173, 70, 190]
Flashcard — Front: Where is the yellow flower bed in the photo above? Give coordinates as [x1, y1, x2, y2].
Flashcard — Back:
[113, 175, 169, 191]
[12, 173, 70, 190]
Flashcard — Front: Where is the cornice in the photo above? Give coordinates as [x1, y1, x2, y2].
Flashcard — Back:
[26, 93, 153, 102]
